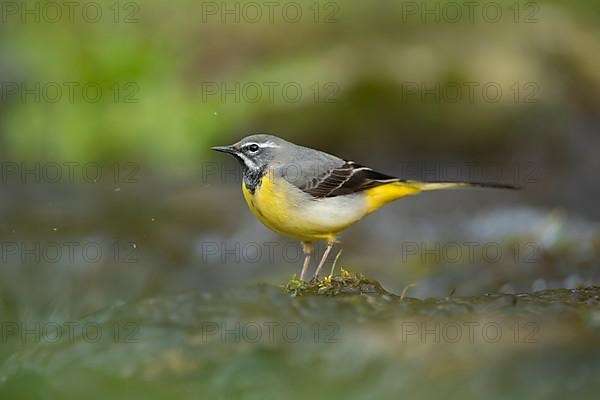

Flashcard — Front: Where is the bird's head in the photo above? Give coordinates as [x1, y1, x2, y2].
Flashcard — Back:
[211, 134, 287, 174]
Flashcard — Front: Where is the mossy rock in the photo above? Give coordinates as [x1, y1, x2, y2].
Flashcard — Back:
[284, 269, 394, 297]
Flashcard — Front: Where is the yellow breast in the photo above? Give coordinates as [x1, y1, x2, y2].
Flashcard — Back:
[242, 174, 296, 237]
[242, 175, 355, 242]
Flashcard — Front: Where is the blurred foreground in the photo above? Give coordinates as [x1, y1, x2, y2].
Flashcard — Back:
[1, 284, 599, 399]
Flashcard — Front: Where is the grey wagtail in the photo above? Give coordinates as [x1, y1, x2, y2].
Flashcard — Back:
[212, 134, 517, 281]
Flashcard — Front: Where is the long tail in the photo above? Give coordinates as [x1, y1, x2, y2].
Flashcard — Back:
[364, 180, 519, 214]
[416, 181, 520, 191]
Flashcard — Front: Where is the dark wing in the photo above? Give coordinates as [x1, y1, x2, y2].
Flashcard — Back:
[299, 161, 400, 198]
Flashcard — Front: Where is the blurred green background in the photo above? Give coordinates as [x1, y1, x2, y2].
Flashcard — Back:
[1, 0, 600, 399]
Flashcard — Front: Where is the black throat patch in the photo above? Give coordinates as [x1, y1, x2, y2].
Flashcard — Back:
[241, 164, 266, 194]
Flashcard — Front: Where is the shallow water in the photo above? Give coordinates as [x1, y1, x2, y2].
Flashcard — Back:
[1, 284, 599, 399]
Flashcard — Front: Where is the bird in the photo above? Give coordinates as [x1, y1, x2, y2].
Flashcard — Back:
[211, 134, 518, 281]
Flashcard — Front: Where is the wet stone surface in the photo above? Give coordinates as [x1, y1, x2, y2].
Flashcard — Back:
[0, 272, 599, 399]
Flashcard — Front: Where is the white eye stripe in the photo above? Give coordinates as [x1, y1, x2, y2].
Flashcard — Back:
[243, 142, 279, 150]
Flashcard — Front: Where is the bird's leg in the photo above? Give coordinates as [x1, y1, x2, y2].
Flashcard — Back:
[314, 241, 335, 279]
[329, 250, 343, 278]
[299, 241, 313, 281]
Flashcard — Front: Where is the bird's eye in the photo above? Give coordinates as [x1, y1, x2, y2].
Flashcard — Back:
[246, 144, 260, 153]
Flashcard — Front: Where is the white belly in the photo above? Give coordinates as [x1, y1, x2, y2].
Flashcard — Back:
[301, 194, 366, 232]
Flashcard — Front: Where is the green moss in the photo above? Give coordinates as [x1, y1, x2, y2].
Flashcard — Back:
[284, 269, 394, 297]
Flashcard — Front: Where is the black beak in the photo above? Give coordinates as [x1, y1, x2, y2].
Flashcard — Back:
[211, 145, 238, 155]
